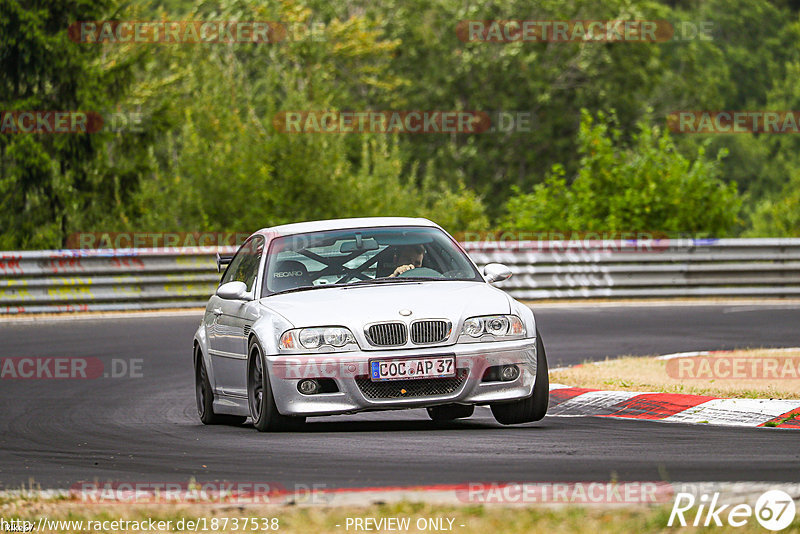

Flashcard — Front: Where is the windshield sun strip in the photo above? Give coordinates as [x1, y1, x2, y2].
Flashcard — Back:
[261, 226, 482, 297]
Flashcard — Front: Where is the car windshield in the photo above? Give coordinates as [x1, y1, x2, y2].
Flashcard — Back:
[262, 226, 481, 296]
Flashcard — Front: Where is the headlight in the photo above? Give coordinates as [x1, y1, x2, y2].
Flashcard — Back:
[298, 329, 322, 349]
[280, 327, 356, 352]
[458, 315, 525, 342]
[463, 318, 483, 338]
[323, 329, 349, 347]
[486, 316, 510, 335]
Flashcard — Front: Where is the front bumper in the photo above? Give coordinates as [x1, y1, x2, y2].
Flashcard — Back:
[266, 338, 538, 416]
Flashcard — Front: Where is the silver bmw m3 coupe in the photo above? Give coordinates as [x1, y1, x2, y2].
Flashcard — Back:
[194, 217, 548, 431]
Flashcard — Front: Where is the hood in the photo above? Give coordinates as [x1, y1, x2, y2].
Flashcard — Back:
[258, 281, 511, 329]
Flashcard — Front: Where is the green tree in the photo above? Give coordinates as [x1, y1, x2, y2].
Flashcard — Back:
[501, 110, 741, 235]
[0, 0, 144, 249]
[746, 170, 800, 237]
[128, 0, 488, 236]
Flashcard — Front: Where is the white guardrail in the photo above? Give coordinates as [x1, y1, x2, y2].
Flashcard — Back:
[1, 238, 800, 314]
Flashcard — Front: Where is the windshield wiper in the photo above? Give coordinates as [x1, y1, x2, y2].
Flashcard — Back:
[269, 280, 397, 295]
[339, 278, 409, 287]
[345, 276, 447, 286]
[268, 285, 336, 296]
[269, 276, 455, 295]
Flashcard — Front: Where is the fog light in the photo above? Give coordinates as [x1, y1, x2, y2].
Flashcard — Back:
[298, 379, 320, 395]
[501, 365, 519, 381]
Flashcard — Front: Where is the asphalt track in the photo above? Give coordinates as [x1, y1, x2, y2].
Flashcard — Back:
[1, 303, 799, 490]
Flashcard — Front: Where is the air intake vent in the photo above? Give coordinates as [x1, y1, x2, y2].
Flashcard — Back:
[356, 369, 468, 399]
[410, 320, 451, 344]
[366, 322, 407, 347]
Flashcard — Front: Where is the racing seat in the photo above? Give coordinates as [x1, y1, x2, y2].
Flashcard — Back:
[375, 259, 395, 278]
[271, 260, 312, 292]
[375, 246, 429, 277]
[375, 246, 403, 278]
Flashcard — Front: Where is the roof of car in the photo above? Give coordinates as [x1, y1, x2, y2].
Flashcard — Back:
[255, 217, 440, 238]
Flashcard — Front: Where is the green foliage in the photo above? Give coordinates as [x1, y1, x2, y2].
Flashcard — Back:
[0, 0, 139, 248]
[367, 0, 676, 210]
[746, 173, 800, 237]
[123, 0, 488, 237]
[3, 0, 800, 249]
[501, 111, 741, 235]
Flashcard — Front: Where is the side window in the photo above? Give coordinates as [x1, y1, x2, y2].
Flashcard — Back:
[220, 237, 264, 292]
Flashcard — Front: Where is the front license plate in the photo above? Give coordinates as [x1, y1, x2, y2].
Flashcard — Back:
[370, 356, 456, 381]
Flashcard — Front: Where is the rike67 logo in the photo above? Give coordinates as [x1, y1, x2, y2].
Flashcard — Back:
[669, 490, 796, 531]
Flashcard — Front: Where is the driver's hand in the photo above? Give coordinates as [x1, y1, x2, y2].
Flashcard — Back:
[390, 264, 415, 277]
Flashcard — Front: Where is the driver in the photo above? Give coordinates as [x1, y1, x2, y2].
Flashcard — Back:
[388, 244, 425, 277]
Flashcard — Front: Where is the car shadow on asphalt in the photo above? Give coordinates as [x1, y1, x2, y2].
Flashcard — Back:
[237, 418, 549, 433]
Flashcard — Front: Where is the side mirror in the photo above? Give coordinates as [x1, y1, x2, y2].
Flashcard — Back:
[216, 253, 233, 274]
[483, 263, 512, 284]
[217, 281, 251, 300]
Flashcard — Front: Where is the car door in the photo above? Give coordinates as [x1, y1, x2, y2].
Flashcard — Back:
[207, 236, 264, 398]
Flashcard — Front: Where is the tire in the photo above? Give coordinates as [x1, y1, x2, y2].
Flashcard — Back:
[490, 329, 549, 425]
[247, 338, 305, 432]
[427, 404, 474, 422]
[195, 346, 247, 426]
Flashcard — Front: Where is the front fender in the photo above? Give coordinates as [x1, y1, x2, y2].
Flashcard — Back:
[508, 296, 536, 339]
[193, 318, 216, 388]
[248, 308, 294, 358]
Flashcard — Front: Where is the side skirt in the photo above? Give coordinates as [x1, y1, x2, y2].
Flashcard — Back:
[213, 392, 249, 416]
